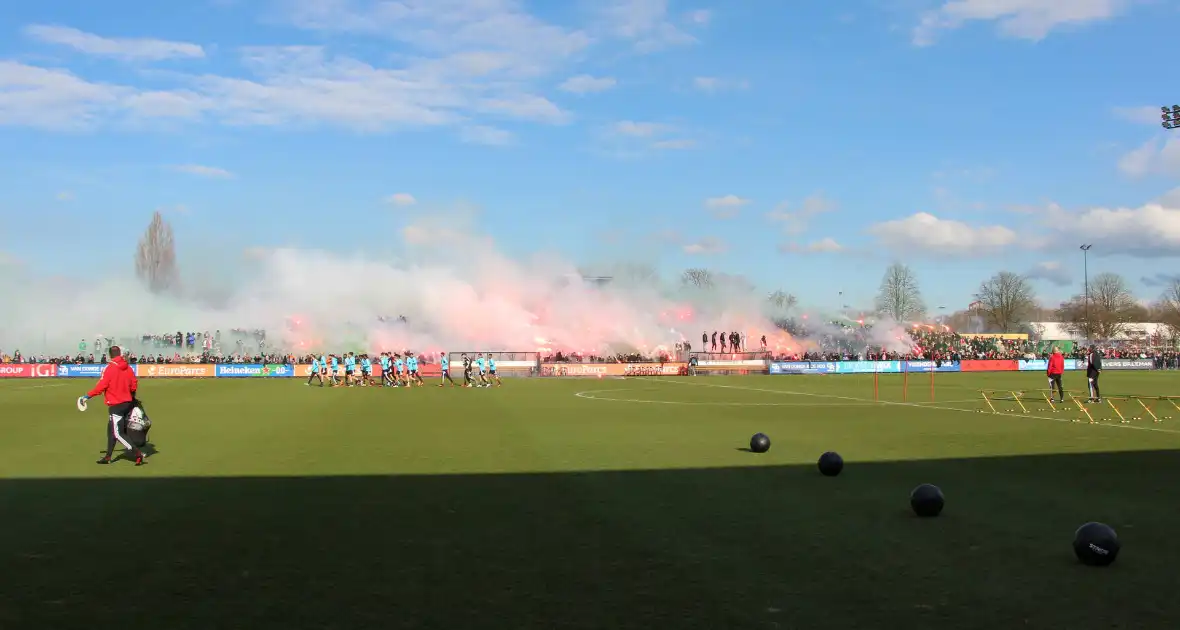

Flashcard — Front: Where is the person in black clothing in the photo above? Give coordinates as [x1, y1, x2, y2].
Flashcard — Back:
[711, 331, 718, 351]
[462, 354, 474, 387]
[701, 332, 708, 347]
[1086, 346, 1102, 402]
[760, 334, 767, 350]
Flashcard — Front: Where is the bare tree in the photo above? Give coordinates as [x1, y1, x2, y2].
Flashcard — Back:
[135, 211, 179, 294]
[681, 268, 714, 288]
[1055, 272, 1143, 339]
[973, 271, 1037, 332]
[767, 289, 798, 311]
[874, 263, 925, 321]
[1153, 278, 1180, 340]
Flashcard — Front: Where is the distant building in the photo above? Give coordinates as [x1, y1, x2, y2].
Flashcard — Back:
[1029, 321, 1172, 342]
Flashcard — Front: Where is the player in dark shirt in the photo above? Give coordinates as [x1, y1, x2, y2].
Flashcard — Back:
[462, 354, 474, 388]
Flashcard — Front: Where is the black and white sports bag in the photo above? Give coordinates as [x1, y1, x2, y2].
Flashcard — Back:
[126, 403, 152, 447]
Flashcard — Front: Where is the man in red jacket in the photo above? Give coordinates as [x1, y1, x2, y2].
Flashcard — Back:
[79, 346, 145, 466]
[1047, 346, 1065, 403]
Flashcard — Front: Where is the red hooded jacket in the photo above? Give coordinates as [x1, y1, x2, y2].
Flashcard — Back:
[1047, 353, 1065, 375]
[87, 356, 138, 406]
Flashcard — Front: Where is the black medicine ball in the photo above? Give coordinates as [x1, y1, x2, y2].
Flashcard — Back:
[817, 451, 843, 476]
[1073, 522, 1119, 566]
[749, 433, 771, 453]
[910, 483, 944, 517]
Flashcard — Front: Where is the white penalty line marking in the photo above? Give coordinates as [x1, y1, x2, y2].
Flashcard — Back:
[574, 388, 981, 407]
[635, 378, 1180, 437]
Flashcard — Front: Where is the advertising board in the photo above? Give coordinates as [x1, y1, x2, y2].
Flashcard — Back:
[902, 360, 961, 373]
[56, 363, 109, 378]
[214, 364, 294, 378]
[0, 364, 58, 378]
[768, 361, 833, 375]
[138, 364, 216, 378]
[1101, 358, 1155, 370]
[540, 362, 687, 377]
[1017, 359, 1049, 372]
[830, 361, 901, 374]
[959, 360, 1018, 372]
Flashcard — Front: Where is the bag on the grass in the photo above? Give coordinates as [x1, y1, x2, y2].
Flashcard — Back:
[126, 402, 152, 447]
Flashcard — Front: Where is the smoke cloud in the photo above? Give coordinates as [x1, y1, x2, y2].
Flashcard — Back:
[0, 217, 917, 358]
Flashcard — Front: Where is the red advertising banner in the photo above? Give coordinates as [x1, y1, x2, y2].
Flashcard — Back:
[0, 364, 32, 378]
[959, 359, 1018, 372]
[0, 364, 57, 378]
[540, 362, 688, 377]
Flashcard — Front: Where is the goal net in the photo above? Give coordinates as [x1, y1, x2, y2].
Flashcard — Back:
[446, 351, 540, 377]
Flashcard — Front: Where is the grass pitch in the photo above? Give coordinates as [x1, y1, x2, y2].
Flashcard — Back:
[2, 371, 1180, 628]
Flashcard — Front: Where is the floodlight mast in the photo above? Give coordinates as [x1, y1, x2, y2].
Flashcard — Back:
[1163, 105, 1180, 130]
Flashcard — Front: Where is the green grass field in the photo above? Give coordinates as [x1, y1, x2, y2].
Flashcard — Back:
[3, 371, 1180, 628]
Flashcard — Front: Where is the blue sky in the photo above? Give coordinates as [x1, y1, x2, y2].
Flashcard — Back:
[0, 0, 1178, 312]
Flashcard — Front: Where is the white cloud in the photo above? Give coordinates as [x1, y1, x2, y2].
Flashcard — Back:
[1113, 106, 1167, 125]
[0, 40, 569, 132]
[613, 120, 666, 137]
[559, 74, 617, 94]
[651, 138, 695, 149]
[684, 9, 712, 25]
[284, 0, 593, 68]
[765, 193, 837, 235]
[385, 193, 417, 206]
[599, 0, 698, 51]
[55, 191, 74, 201]
[692, 76, 748, 92]
[1157, 187, 1180, 206]
[601, 120, 694, 154]
[913, 0, 1127, 46]
[1118, 136, 1180, 177]
[172, 164, 234, 178]
[1025, 261, 1071, 286]
[704, 195, 751, 218]
[683, 237, 726, 254]
[867, 212, 1018, 256]
[1045, 201, 1180, 257]
[779, 238, 844, 254]
[5, 4, 590, 134]
[459, 125, 514, 145]
[24, 24, 205, 61]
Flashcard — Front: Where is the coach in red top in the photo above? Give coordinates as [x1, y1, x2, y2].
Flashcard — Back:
[80, 346, 146, 466]
[1047, 347, 1065, 403]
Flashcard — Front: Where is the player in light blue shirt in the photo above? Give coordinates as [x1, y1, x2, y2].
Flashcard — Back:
[408, 356, 422, 384]
[329, 355, 340, 386]
[380, 352, 393, 387]
[307, 357, 323, 387]
[344, 354, 356, 386]
[475, 355, 489, 387]
[438, 352, 457, 387]
[361, 355, 372, 386]
[394, 354, 406, 386]
[486, 354, 502, 387]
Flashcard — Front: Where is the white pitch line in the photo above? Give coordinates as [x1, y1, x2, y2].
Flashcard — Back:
[636, 377, 1180, 437]
[574, 388, 982, 407]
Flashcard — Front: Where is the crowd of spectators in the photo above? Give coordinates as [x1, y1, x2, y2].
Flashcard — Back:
[3, 323, 1178, 367]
